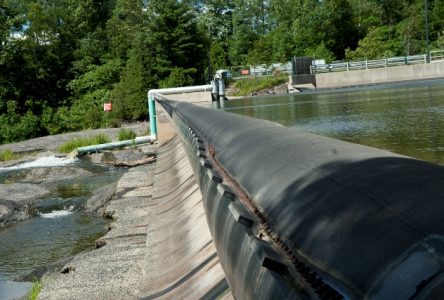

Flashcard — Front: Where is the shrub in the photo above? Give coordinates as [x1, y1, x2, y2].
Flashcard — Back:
[58, 134, 111, 153]
[0, 149, 14, 161]
[28, 279, 43, 300]
[230, 73, 288, 96]
[118, 128, 137, 141]
[0, 103, 42, 143]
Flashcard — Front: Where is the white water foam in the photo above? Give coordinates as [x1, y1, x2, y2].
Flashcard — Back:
[38, 206, 75, 219]
[0, 156, 78, 171]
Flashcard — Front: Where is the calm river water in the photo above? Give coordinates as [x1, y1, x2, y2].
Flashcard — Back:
[223, 78, 444, 165]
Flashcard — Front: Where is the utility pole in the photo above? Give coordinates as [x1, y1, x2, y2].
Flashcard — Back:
[208, 25, 212, 82]
[424, 0, 430, 63]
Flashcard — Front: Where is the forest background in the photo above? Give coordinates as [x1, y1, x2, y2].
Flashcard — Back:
[1, 0, 444, 143]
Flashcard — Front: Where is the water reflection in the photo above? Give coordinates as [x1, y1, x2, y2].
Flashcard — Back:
[223, 79, 444, 165]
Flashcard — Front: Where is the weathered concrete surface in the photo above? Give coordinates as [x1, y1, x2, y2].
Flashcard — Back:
[38, 119, 231, 299]
[316, 60, 444, 88]
[140, 136, 231, 299]
[38, 164, 155, 300]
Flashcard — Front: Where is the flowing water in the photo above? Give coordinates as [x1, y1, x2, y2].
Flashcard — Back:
[223, 78, 444, 165]
[0, 157, 124, 299]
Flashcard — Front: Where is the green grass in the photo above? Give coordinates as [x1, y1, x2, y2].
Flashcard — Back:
[117, 128, 137, 141]
[230, 74, 288, 96]
[27, 279, 43, 300]
[0, 149, 15, 161]
[58, 133, 111, 153]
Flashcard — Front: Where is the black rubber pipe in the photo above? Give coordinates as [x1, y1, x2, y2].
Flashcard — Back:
[159, 99, 444, 300]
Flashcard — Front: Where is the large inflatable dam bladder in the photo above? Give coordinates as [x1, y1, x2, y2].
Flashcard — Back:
[158, 99, 444, 300]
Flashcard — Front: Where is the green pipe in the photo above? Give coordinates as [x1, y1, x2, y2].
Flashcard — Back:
[148, 94, 157, 141]
[77, 136, 152, 155]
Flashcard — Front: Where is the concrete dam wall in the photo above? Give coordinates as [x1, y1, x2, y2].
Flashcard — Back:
[315, 61, 444, 88]
[159, 99, 444, 299]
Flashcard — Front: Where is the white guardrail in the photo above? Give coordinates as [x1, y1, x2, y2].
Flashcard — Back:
[228, 50, 444, 77]
[311, 50, 444, 74]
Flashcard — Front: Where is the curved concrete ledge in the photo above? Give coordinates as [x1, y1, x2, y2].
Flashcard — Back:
[140, 136, 231, 299]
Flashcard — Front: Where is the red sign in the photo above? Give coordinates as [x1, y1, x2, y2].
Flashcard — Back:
[241, 69, 249, 75]
[104, 103, 112, 112]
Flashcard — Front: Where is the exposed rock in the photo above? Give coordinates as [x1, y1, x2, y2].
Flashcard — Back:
[66, 149, 79, 159]
[101, 149, 149, 164]
[109, 156, 156, 167]
[15, 167, 94, 184]
[101, 151, 117, 164]
[15, 258, 72, 282]
[85, 148, 157, 166]
[100, 149, 156, 168]
[84, 152, 105, 164]
[274, 84, 288, 94]
[0, 199, 30, 227]
[0, 183, 50, 203]
[85, 182, 118, 213]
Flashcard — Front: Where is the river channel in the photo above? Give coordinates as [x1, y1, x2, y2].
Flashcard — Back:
[223, 78, 444, 165]
[0, 157, 124, 299]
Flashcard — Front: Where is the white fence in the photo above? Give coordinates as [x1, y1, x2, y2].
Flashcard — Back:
[311, 50, 444, 74]
[228, 50, 444, 78]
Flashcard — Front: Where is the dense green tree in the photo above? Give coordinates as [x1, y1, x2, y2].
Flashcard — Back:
[1, 0, 444, 144]
[106, 0, 144, 60]
[146, 0, 206, 84]
[348, 0, 381, 32]
[377, 0, 405, 26]
[159, 68, 194, 88]
[229, 0, 272, 65]
[68, 58, 122, 128]
[430, 0, 444, 42]
[210, 40, 229, 71]
[110, 33, 156, 121]
[345, 26, 402, 59]
[199, 0, 234, 45]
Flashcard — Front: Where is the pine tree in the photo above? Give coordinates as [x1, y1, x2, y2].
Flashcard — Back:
[146, 0, 207, 84]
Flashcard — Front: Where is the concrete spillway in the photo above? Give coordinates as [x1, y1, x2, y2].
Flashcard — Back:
[140, 136, 230, 299]
[159, 99, 444, 299]
[38, 136, 231, 299]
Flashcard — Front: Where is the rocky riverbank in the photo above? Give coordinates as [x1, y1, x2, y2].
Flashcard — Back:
[0, 123, 149, 230]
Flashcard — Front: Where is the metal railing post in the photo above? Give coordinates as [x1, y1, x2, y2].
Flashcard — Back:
[211, 80, 219, 102]
[218, 78, 225, 101]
